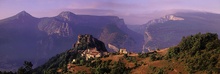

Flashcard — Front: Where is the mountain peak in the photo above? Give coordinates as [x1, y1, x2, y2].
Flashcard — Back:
[17, 11, 32, 16]
[57, 11, 76, 21]
[163, 15, 184, 21]
[58, 11, 76, 16]
[146, 14, 184, 25]
[14, 11, 33, 19]
[19, 11, 28, 14]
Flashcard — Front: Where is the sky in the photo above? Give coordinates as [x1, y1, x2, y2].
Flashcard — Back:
[0, 0, 220, 25]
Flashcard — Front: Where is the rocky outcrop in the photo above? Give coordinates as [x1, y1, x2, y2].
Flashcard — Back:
[72, 34, 108, 60]
[73, 34, 107, 52]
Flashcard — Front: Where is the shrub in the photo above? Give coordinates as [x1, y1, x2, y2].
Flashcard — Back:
[166, 33, 220, 72]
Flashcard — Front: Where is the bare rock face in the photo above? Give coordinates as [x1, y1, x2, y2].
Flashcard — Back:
[146, 14, 184, 25]
[38, 20, 73, 37]
[99, 24, 135, 52]
[37, 11, 143, 52]
[72, 34, 108, 52]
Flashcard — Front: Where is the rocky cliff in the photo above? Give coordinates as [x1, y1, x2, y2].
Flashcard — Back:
[73, 34, 107, 52]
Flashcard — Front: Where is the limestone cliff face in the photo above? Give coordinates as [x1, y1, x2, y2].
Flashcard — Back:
[37, 11, 143, 52]
[38, 18, 73, 37]
[99, 24, 135, 52]
[37, 11, 127, 38]
[146, 14, 184, 25]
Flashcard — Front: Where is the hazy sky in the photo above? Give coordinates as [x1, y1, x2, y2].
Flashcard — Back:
[0, 0, 220, 24]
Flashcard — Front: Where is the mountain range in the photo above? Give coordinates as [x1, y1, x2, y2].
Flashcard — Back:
[1, 10, 220, 71]
[0, 11, 143, 71]
[128, 11, 220, 52]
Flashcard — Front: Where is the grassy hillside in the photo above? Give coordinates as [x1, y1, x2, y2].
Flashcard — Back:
[30, 33, 220, 74]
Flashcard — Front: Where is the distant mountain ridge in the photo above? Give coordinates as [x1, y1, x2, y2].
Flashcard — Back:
[0, 11, 143, 71]
[127, 11, 220, 52]
[142, 11, 220, 51]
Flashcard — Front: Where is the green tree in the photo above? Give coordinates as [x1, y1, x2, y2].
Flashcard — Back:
[150, 54, 156, 61]
[17, 67, 26, 74]
[80, 59, 84, 65]
[17, 61, 33, 74]
[166, 33, 220, 73]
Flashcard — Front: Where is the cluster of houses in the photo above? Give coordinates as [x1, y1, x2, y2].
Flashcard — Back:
[80, 48, 128, 60]
[72, 34, 129, 63]
[81, 47, 102, 60]
[72, 48, 143, 65]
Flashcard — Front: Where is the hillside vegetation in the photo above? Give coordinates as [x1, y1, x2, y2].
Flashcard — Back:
[3, 33, 219, 74]
[34, 33, 220, 74]
[167, 33, 220, 73]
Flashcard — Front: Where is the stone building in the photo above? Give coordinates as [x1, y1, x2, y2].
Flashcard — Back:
[119, 48, 128, 54]
[81, 47, 102, 60]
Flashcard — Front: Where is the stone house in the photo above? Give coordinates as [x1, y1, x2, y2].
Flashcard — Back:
[119, 48, 128, 54]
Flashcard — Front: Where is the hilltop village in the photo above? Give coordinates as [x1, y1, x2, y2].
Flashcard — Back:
[73, 34, 132, 60]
